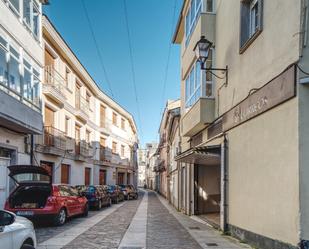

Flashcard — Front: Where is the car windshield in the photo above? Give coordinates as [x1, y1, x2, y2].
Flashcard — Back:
[12, 173, 50, 184]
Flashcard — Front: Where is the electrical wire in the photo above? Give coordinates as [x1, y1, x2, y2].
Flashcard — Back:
[81, 0, 115, 98]
[160, 0, 178, 116]
[123, 0, 144, 142]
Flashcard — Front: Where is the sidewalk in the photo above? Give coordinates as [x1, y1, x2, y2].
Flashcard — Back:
[155, 192, 252, 249]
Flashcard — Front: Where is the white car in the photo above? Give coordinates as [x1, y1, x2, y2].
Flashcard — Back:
[0, 210, 36, 249]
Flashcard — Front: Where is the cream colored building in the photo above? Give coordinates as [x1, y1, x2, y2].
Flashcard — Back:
[137, 148, 146, 187]
[0, 0, 46, 208]
[144, 142, 158, 190]
[155, 100, 181, 201]
[34, 16, 138, 187]
[173, 0, 309, 248]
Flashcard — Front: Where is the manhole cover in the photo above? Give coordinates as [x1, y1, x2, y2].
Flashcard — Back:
[205, 243, 218, 247]
[189, 226, 201, 230]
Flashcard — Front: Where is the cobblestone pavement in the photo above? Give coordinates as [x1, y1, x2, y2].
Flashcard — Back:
[35, 191, 250, 249]
[61, 192, 143, 249]
[146, 192, 203, 249]
[35, 208, 99, 244]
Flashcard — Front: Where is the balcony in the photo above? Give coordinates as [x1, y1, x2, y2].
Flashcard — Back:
[0, 83, 42, 134]
[43, 66, 67, 106]
[75, 92, 89, 123]
[75, 140, 93, 161]
[182, 98, 215, 137]
[35, 126, 66, 156]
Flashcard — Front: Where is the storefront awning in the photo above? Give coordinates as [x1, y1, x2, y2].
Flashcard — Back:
[175, 146, 221, 165]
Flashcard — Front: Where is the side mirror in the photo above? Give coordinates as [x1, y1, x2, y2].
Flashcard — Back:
[0, 211, 15, 230]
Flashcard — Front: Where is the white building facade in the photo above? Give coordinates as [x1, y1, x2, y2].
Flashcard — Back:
[0, 0, 45, 208]
[34, 16, 138, 187]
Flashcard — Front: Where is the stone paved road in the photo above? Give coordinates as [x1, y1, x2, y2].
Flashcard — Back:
[146, 192, 202, 249]
[35, 190, 250, 249]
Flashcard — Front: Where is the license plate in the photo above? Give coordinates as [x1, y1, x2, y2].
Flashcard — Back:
[16, 211, 34, 216]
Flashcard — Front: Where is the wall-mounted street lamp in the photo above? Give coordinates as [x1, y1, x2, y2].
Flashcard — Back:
[194, 36, 228, 84]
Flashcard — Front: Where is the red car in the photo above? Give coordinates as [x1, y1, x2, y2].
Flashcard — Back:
[4, 165, 88, 226]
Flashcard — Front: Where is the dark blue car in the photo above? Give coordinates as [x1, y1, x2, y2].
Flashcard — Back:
[76, 185, 111, 210]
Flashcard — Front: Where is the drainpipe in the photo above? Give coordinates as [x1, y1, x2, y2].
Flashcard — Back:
[221, 135, 228, 232]
[30, 134, 34, 165]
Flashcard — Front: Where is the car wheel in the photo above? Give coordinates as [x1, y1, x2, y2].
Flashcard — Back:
[21, 244, 35, 249]
[82, 203, 89, 217]
[115, 197, 119, 204]
[97, 200, 102, 210]
[54, 208, 66, 226]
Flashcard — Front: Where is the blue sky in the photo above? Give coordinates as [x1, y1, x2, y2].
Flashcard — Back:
[43, 0, 182, 147]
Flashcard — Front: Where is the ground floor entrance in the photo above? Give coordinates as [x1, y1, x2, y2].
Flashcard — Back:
[194, 164, 221, 227]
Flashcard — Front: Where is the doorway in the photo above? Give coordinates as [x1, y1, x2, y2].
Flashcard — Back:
[194, 164, 221, 227]
[40, 161, 54, 183]
[0, 157, 11, 209]
[99, 169, 106, 185]
[118, 172, 125, 185]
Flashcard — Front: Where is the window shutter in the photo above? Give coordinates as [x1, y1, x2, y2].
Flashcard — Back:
[240, 2, 250, 48]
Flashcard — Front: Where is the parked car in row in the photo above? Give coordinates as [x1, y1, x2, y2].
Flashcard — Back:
[107, 185, 124, 203]
[4, 165, 89, 226]
[118, 184, 138, 200]
[0, 210, 36, 249]
[76, 185, 111, 210]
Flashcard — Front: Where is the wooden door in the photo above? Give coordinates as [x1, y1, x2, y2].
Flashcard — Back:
[100, 137, 106, 161]
[85, 167, 91, 185]
[100, 105, 106, 127]
[75, 83, 81, 108]
[99, 170, 106, 185]
[61, 164, 70, 184]
[45, 49, 54, 67]
[75, 125, 81, 154]
[45, 106, 54, 127]
[118, 172, 124, 185]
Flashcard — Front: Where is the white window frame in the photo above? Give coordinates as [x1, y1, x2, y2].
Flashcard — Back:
[249, 0, 259, 37]
[185, 48, 214, 109]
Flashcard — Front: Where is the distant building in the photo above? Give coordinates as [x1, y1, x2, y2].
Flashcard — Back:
[144, 142, 158, 190]
[137, 148, 146, 187]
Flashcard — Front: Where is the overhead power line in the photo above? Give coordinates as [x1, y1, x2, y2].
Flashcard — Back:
[160, 0, 178, 116]
[123, 0, 144, 142]
[81, 0, 114, 98]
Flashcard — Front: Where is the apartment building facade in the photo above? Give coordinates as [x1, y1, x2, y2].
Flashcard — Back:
[34, 16, 138, 187]
[173, 0, 309, 248]
[137, 148, 146, 187]
[155, 100, 181, 200]
[0, 0, 45, 208]
[144, 142, 158, 190]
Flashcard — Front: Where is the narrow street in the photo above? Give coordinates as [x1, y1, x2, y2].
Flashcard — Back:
[36, 191, 250, 249]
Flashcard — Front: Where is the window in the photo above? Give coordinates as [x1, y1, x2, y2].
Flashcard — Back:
[23, 0, 31, 27]
[121, 145, 125, 157]
[9, 0, 20, 15]
[185, 50, 213, 108]
[112, 141, 117, 154]
[112, 112, 118, 126]
[0, 34, 40, 109]
[8, 47, 20, 93]
[0, 46, 8, 86]
[100, 105, 106, 128]
[65, 116, 70, 136]
[86, 90, 91, 109]
[185, 0, 213, 44]
[240, 0, 263, 52]
[121, 118, 125, 130]
[32, 1, 40, 38]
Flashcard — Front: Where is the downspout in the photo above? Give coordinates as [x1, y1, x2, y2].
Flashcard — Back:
[30, 134, 34, 165]
[221, 134, 228, 232]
